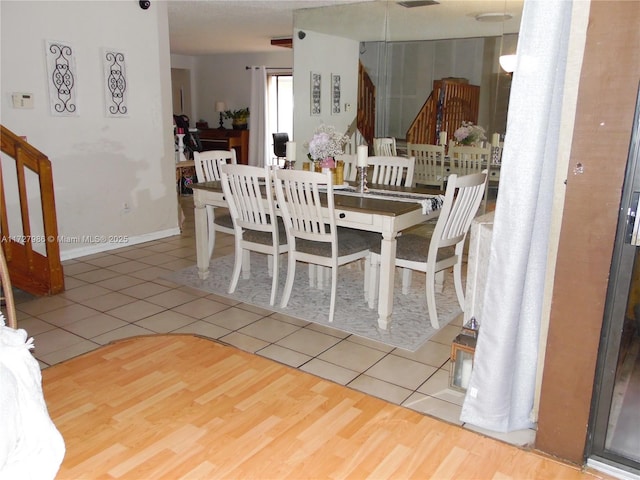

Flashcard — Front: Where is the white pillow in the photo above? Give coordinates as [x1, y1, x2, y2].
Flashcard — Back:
[0, 313, 65, 479]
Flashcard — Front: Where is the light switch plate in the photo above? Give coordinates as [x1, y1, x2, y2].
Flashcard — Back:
[12, 92, 34, 109]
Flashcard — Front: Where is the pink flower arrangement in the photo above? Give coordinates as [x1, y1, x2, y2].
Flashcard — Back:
[453, 121, 486, 146]
[320, 157, 335, 169]
[305, 124, 348, 162]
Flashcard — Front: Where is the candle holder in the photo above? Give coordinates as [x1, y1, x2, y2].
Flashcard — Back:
[284, 160, 296, 170]
[356, 166, 368, 193]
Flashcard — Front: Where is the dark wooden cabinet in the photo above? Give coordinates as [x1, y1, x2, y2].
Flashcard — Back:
[198, 128, 249, 165]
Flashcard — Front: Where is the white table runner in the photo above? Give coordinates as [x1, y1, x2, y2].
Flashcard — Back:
[330, 186, 445, 214]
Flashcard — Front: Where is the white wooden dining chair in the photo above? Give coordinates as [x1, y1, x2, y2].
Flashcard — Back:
[193, 149, 237, 257]
[373, 137, 397, 156]
[368, 171, 488, 329]
[407, 142, 446, 189]
[219, 164, 287, 306]
[448, 145, 491, 177]
[334, 153, 358, 181]
[273, 169, 370, 322]
[367, 155, 415, 187]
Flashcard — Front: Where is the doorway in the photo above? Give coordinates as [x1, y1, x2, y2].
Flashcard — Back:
[171, 68, 192, 120]
[587, 85, 640, 477]
[267, 72, 293, 165]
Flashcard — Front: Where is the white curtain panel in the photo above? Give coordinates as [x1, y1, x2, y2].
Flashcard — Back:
[249, 66, 268, 166]
[460, 0, 573, 432]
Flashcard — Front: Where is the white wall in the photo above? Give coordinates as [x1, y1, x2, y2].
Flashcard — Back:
[193, 51, 293, 129]
[1, 0, 177, 260]
[171, 51, 293, 129]
[293, 29, 359, 163]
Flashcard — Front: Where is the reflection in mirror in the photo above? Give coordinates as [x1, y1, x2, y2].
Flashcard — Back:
[294, 0, 522, 151]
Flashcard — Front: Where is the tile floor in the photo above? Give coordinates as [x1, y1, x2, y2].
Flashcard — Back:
[9, 195, 535, 448]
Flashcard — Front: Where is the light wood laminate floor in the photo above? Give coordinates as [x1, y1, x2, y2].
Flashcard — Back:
[42, 334, 613, 480]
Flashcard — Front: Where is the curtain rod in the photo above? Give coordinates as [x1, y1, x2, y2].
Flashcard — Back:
[245, 66, 290, 70]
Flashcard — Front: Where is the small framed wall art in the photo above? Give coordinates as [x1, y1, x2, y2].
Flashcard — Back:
[103, 49, 128, 117]
[45, 40, 78, 116]
[331, 73, 341, 115]
[310, 71, 321, 116]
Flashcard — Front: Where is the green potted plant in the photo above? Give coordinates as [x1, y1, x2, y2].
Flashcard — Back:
[223, 107, 250, 130]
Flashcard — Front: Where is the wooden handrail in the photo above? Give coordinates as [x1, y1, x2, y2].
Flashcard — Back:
[357, 61, 375, 147]
[406, 92, 437, 144]
[0, 244, 17, 328]
[0, 125, 64, 296]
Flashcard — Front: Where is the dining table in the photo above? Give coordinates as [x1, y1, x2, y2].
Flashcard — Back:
[190, 180, 443, 330]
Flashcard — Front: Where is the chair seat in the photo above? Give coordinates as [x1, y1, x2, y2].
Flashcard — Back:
[296, 228, 370, 257]
[243, 218, 287, 246]
[213, 213, 234, 229]
[371, 231, 455, 263]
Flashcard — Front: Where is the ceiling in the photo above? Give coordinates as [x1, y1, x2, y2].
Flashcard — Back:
[167, 0, 372, 55]
[167, 0, 523, 56]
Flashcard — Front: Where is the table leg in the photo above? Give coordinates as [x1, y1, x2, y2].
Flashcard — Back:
[377, 230, 397, 330]
[194, 195, 210, 280]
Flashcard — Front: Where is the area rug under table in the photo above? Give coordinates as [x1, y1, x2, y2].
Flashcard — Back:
[164, 254, 462, 351]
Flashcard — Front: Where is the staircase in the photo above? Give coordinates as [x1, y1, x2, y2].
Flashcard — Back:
[406, 78, 480, 145]
[357, 68, 479, 149]
[0, 125, 64, 296]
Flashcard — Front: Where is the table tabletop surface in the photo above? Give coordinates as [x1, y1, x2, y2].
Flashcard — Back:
[191, 180, 443, 217]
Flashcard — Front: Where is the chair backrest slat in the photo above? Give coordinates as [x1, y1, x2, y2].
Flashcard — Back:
[373, 137, 397, 156]
[448, 145, 491, 177]
[367, 155, 415, 187]
[194, 149, 237, 182]
[407, 143, 445, 188]
[220, 164, 276, 234]
[274, 170, 335, 247]
[431, 171, 488, 255]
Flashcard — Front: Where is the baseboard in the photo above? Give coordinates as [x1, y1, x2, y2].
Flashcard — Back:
[59, 227, 181, 261]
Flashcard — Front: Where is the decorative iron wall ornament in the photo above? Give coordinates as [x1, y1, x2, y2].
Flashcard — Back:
[45, 40, 78, 116]
[310, 72, 321, 116]
[103, 49, 128, 117]
[331, 73, 341, 115]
